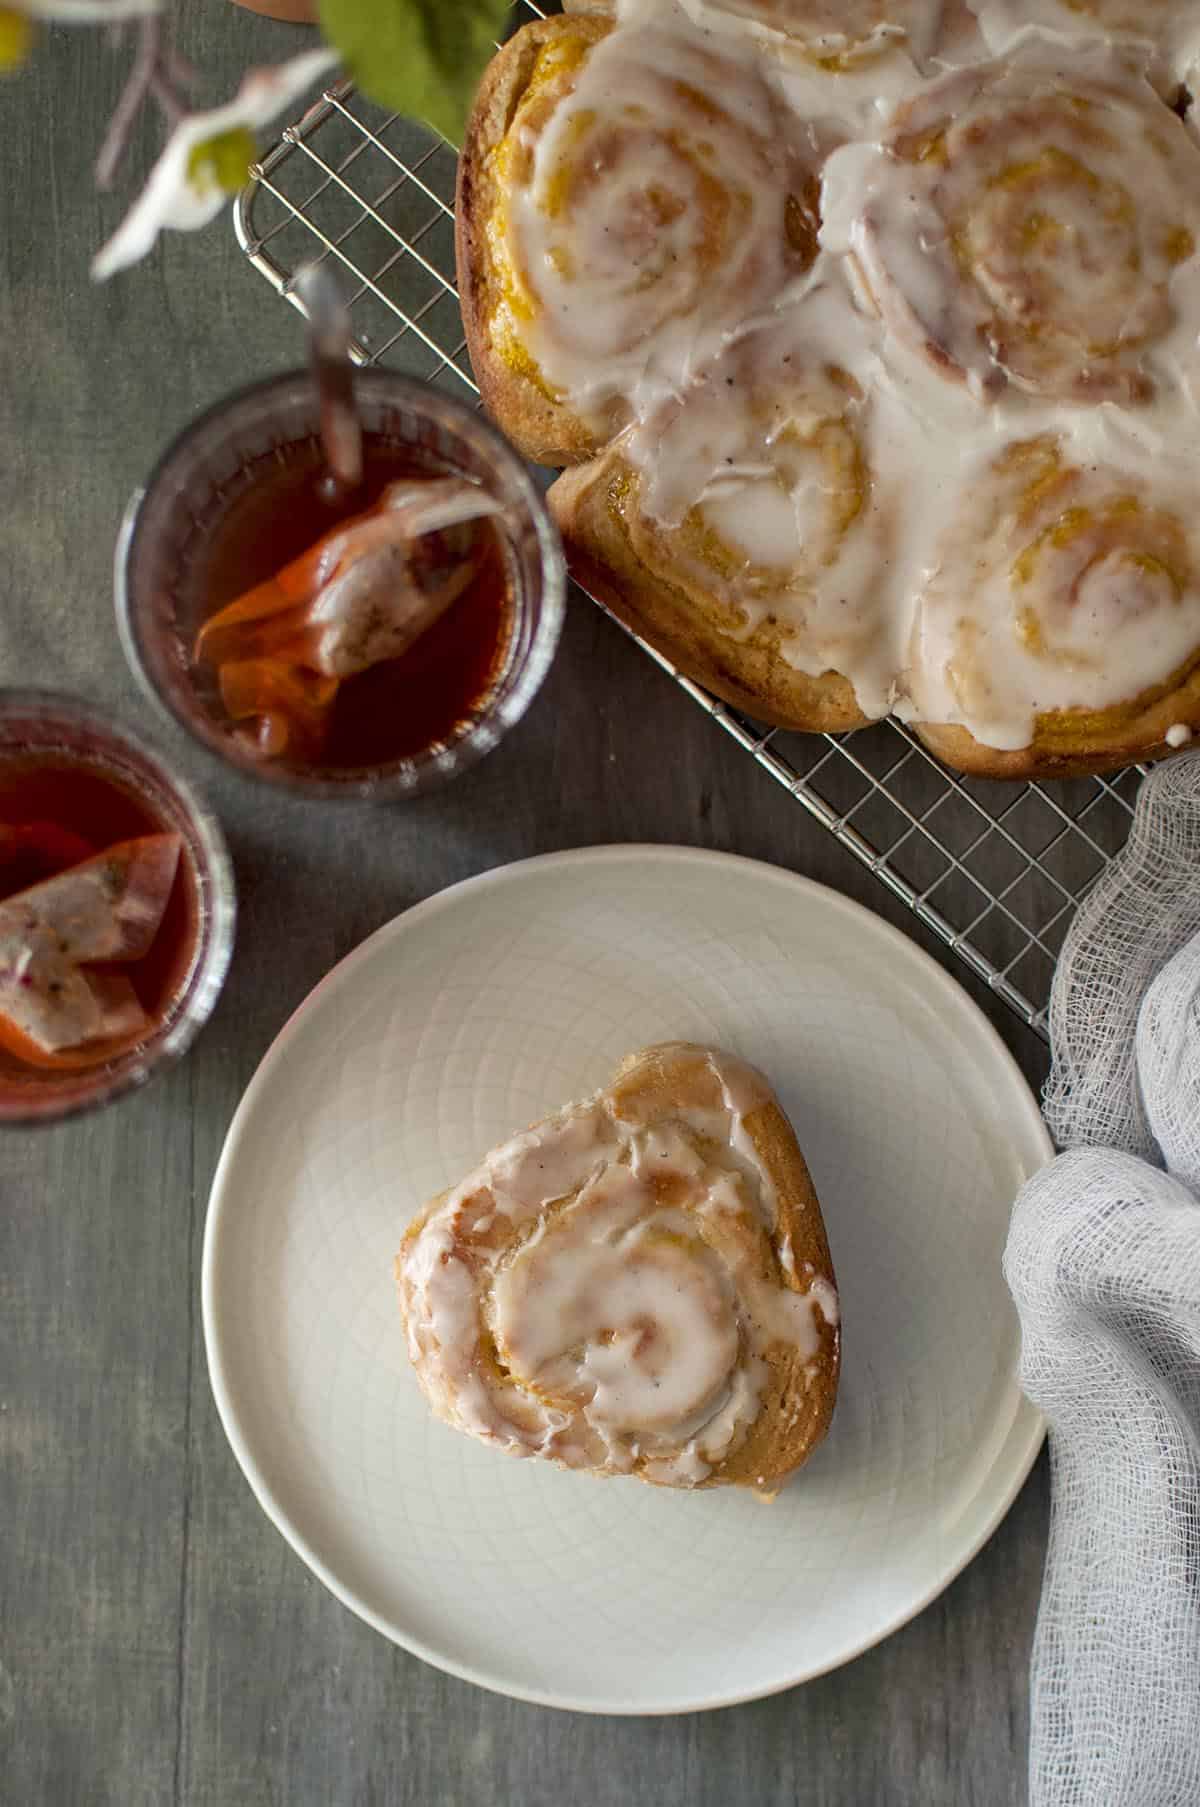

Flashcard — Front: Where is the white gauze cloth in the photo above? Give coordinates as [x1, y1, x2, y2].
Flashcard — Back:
[1005, 749, 1200, 1807]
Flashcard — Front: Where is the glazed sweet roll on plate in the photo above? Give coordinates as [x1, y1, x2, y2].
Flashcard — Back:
[396, 1043, 840, 1496]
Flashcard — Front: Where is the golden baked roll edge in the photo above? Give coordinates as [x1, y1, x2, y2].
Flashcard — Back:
[914, 682, 1200, 782]
[455, 13, 615, 469]
[550, 454, 869, 736]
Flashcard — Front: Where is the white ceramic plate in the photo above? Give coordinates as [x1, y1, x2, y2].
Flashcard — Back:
[203, 846, 1049, 1714]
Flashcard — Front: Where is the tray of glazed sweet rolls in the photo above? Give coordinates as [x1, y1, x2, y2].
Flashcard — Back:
[234, 0, 1200, 1038]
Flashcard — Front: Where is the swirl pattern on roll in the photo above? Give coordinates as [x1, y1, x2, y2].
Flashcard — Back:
[397, 1044, 840, 1493]
[484, 13, 814, 426]
[906, 435, 1200, 750]
[612, 300, 902, 719]
[824, 48, 1200, 404]
[462, 3, 1200, 770]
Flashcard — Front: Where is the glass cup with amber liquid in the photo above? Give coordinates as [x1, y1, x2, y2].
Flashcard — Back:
[114, 370, 565, 798]
[0, 692, 234, 1125]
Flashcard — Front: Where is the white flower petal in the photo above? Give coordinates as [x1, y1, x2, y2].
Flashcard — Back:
[24, 0, 161, 19]
[91, 46, 339, 282]
[91, 132, 224, 281]
[235, 46, 340, 129]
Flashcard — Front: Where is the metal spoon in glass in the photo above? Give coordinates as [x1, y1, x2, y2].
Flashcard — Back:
[293, 260, 503, 541]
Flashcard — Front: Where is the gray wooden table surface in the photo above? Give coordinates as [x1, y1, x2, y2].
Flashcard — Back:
[0, 9, 1052, 1803]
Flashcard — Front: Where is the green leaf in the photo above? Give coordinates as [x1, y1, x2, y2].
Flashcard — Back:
[318, 0, 509, 145]
[187, 128, 258, 197]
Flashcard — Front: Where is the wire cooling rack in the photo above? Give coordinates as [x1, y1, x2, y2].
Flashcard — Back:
[232, 8, 1144, 1042]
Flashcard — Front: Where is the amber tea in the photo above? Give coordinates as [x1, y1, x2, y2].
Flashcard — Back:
[115, 370, 565, 801]
[0, 694, 233, 1125]
[186, 435, 515, 772]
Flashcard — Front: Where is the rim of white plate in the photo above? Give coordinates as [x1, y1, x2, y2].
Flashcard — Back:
[202, 844, 1051, 1714]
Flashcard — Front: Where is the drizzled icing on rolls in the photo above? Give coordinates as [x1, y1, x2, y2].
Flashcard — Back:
[396, 1043, 839, 1492]
[488, 10, 815, 427]
[966, 0, 1200, 87]
[616, 293, 904, 719]
[904, 430, 1200, 747]
[468, 1, 1200, 763]
[824, 46, 1200, 405]
[609, 0, 969, 138]
[673, 0, 948, 69]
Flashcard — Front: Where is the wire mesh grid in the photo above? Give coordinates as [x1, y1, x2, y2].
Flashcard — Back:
[232, 5, 1145, 1041]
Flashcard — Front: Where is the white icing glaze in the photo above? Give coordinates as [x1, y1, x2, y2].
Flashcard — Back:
[808, 1276, 841, 1327]
[966, 3, 1200, 94]
[619, 284, 909, 718]
[902, 417, 1200, 747]
[491, 1170, 740, 1436]
[675, 0, 943, 66]
[824, 45, 1200, 406]
[398, 1045, 836, 1487]
[618, 0, 973, 140]
[1166, 723, 1193, 748]
[503, 8, 811, 423]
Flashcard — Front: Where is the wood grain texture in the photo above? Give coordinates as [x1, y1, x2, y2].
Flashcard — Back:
[0, 7, 1049, 1803]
